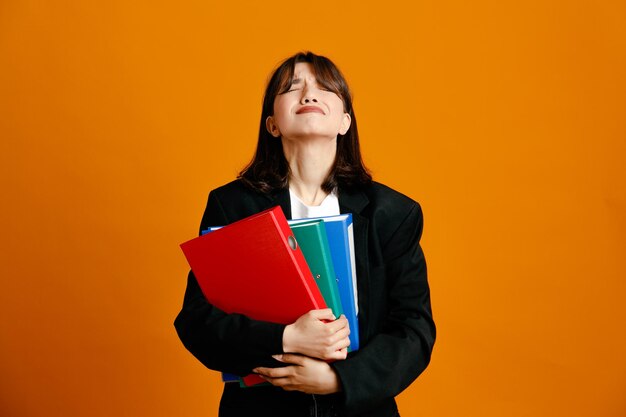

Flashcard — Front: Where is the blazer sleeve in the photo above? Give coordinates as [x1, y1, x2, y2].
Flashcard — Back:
[173, 190, 286, 376]
[331, 203, 436, 415]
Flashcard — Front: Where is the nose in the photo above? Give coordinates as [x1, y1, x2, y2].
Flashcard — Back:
[300, 84, 318, 104]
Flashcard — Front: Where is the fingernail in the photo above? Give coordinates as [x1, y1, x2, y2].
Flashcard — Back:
[272, 354, 283, 361]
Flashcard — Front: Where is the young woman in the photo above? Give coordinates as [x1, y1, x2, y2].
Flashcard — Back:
[175, 51, 436, 417]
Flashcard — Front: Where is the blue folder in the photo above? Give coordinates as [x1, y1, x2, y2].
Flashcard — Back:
[289, 214, 359, 351]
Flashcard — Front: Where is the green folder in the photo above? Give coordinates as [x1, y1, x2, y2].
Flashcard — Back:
[289, 220, 344, 319]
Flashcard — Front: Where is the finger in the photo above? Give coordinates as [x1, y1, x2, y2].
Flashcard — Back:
[258, 374, 292, 388]
[278, 353, 307, 366]
[319, 343, 346, 360]
[326, 315, 349, 333]
[332, 326, 351, 341]
[252, 366, 273, 377]
[324, 326, 350, 347]
[325, 347, 348, 360]
[330, 334, 351, 352]
[337, 315, 350, 329]
[253, 366, 294, 379]
[331, 346, 348, 360]
[308, 308, 336, 321]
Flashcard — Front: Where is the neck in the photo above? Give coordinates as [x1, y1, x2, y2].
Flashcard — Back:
[282, 137, 336, 206]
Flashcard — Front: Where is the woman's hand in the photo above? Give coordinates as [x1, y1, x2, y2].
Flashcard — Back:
[283, 309, 350, 360]
[253, 354, 342, 394]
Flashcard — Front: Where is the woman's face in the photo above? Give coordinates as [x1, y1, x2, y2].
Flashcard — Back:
[266, 62, 351, 141]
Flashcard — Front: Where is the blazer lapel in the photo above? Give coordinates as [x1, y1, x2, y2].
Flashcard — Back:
[265, 187, 292, 220]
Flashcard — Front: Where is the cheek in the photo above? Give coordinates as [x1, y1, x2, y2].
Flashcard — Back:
[272, 99, 290, 125]
[329, 103, 347, 126]
[327, 96, 346, 115]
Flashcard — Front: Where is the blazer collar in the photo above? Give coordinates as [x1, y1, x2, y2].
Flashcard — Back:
[265, 186, 370, 219]
[269, 187, 292, 219]
[338, 186, 370, 216]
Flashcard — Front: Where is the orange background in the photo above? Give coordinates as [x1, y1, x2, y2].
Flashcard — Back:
[1, 1, 625, 416]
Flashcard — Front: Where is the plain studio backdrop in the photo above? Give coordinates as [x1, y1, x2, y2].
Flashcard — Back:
[1, 1, 624, 416]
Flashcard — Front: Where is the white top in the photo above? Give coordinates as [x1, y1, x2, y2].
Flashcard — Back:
[289, 188, 340, 220]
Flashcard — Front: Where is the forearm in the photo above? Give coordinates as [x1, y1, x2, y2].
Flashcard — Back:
[174, 270, 286, 375]
[331, 315, 435, 413]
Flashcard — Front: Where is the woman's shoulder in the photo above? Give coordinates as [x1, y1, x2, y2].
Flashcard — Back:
[209, 178, 255, 199]
[359, 182, 425, 246]
[204, 179, 276, 225]
[360, 181, 422, 214]
[350, 181, 424, 239]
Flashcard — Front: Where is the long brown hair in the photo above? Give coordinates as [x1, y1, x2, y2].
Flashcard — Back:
[239, 52, 372, 194]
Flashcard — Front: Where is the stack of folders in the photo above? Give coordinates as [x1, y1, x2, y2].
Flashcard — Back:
[181, 206, 358, 388]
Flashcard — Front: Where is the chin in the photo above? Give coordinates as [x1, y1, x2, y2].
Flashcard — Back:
[284, 133, 338, 142]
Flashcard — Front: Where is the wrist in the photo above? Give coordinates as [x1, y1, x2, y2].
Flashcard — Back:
[282, 323, 294, 353]
[323, 366, 342, 394]
[327, 363, 343, 394]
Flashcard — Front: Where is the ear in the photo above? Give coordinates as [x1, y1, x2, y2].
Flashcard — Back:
[339, 112, 351, 135]
[266, 116, 281, 137]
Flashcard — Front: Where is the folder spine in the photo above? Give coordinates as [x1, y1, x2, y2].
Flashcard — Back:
[269, 210, 327, 310]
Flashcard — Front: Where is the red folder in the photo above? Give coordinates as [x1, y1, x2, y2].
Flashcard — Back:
[180, 206, 327, 386]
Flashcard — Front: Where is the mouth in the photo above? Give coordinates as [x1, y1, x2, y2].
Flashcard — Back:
[296, 106, 325, 115]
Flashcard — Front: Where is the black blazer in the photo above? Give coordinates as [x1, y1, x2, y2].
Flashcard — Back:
[174, 180, 436, 417]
